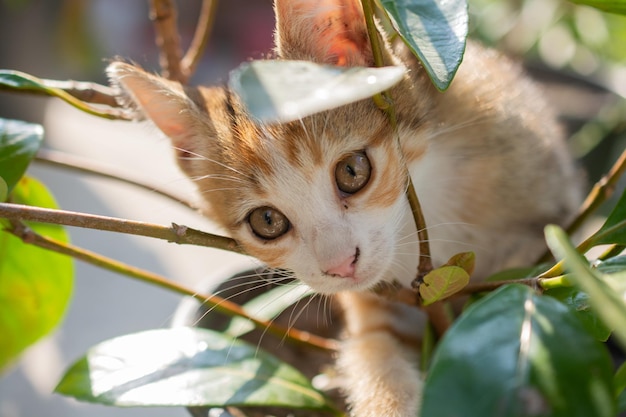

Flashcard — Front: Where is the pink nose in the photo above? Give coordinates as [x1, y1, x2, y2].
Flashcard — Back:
[326, 254, 357, 278]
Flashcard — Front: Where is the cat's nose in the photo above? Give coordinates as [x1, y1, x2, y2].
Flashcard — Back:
[326, 248, 359, 278]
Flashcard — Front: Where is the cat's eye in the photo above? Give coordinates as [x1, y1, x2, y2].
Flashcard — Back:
[335, 151, 371, 194]
[248, 206, 290, 240]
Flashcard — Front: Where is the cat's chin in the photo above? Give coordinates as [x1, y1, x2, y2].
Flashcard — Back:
[300, 267, 388, 295]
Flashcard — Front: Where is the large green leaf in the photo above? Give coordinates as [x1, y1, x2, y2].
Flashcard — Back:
[379, 0, 468, 91]
[0, 176, 74, 371]
[545, 286, 612, 341]
[228, 60, 405, 122]
[0, 118, 43, 197]
[421, 284, 614, 417]
[55, 327, 336, 411]
[569, 0, 626, 15]
[546, 225, 626, 350]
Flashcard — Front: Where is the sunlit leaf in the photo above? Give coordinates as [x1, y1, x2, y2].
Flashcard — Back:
[55, 327, 336, 411]
[0, 70, 120, 119]
[379, 0, 468, 91]
[228, 60, 405, 122]
[419, 265, 469, 305]
[422, 284, 614, 417]
[546, 225, 626, 349]
[0, 176, 73, 371]
[224, 282, 312, 339]
[0, 118, 43, 196]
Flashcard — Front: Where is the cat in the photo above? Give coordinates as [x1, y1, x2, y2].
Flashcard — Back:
[107, 0, 582, 415]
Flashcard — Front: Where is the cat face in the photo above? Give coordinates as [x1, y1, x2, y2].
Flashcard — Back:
[107, 0, 420, 293]
[210, 107, 411, 293]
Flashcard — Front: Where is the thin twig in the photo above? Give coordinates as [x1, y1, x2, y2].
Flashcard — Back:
[149, 0, 186, 83]
[568, 148, 626, 236]
[361, 0, 442, 335]
[35, 148, 197, 210]
[4, 219, 338, 351]
[181, 0, 218, 78]
[537, 147, 626, 264]
[0, 202, 243, 254]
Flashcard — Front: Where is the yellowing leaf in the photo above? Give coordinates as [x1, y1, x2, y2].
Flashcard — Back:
[419, 265, 469, 306]
[444, 251, 475, 276]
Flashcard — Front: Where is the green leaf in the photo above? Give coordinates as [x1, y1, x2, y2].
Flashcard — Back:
[0, 176, 74, 371]
[55, 327, 336, 411]
[595, 255, 626, 275]
[583, 188, 626, 248]
[568, 0, 626, 15]
[228, 60, 405, 122]
[0, 177, 7, 202]
[0, 118, 43, 196]
[419, 265, 469, 305]
[421, 284, 615, 417]
[546, 225, 626, 350]
[0, 70, 120, 120]
[224, 282, 313, 339]
[617, 362, 626, 412]
[545, 286, 611, 341]
[379, 0, 468, 91]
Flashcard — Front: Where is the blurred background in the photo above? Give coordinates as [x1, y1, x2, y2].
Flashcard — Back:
[0, 0, 625, 416]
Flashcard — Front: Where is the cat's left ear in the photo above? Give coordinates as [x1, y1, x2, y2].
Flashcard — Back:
[274, 0, 374, 67]
[107, 62, 198, 144]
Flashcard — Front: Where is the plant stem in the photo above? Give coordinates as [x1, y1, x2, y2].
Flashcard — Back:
[0, 202, 243, 254]
[537, 147, 626, 263]
[4, 219, 338, 351]
[35, 148, 196, 210]
[181, 0, 218, 78]
[149, 0, 186, 83]
[360, 0, 441, 334]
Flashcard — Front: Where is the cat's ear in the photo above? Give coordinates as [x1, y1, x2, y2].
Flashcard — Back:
[274, 0, 373, 67]
[106, 62, 199, 146]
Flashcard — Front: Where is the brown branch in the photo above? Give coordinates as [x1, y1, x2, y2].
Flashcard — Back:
[537, 147, 626, 263]
[0, 202, 243, 254]
[35, 148, 196, 210]
[181, 0, 218, 79]
[149, 0, 186, 83]
[568, 148, 626, 236]
[4, 219, 338, 351]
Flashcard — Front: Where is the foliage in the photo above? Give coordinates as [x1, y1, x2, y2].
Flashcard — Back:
[0, 0, 626, 416]
[0, 175, 73, 370]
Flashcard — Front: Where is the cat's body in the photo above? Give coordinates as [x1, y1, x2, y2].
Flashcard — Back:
[108, 0, 582, 415]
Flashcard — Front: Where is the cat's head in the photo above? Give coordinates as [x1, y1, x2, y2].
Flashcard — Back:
[108, 0, 418, 294]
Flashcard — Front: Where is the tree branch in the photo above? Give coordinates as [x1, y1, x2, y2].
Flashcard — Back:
[0, 202, 243, 254]
[4, 219, 338, 351]
[181, 0, 218, 79]
[149, 0, 186, 83]
[35, 148, 197, 210]
[537, 146, 626, 264]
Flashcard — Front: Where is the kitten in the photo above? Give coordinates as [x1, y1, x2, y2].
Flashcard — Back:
[107, 0, 582, 415]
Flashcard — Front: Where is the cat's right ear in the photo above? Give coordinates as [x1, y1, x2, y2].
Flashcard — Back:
[106, 62, 204, 153]
[274, 0, 374, 67]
